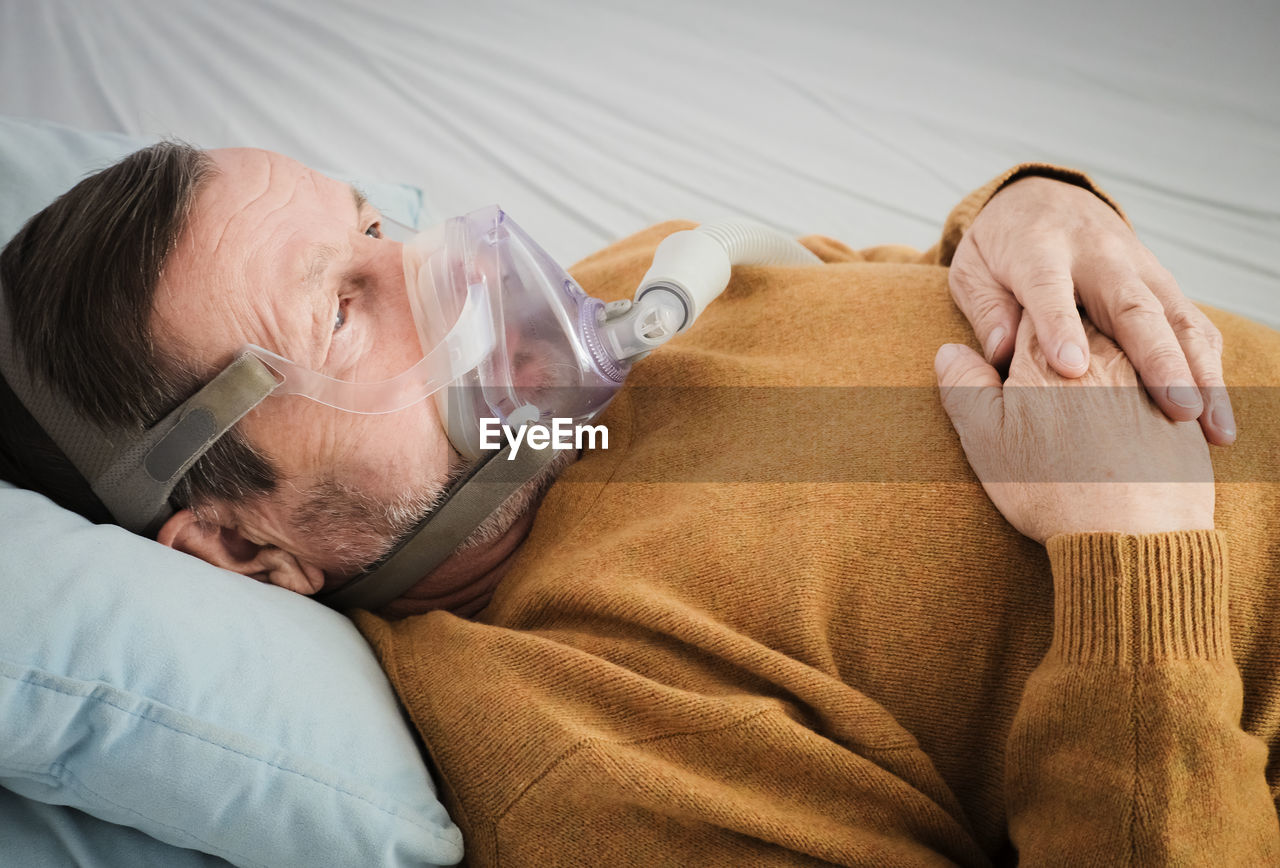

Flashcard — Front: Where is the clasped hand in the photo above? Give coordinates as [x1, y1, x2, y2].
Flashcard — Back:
[949, 176, 1235, 445]
[938, 177, 1221, 542]
[935, 319, 1214, 543]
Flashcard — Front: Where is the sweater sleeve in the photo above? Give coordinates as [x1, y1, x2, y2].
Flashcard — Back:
[1005, 530, 1280, 865]
[799, 163, 1127, 267]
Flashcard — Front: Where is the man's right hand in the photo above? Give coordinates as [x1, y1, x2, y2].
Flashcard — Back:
[932, 319, 1215, 545]
[949, 175, 1236, 446]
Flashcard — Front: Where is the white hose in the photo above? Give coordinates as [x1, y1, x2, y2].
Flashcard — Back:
[694, 219, 823, 268]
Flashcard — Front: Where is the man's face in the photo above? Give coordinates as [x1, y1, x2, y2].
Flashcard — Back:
[153, 148, 458, 583]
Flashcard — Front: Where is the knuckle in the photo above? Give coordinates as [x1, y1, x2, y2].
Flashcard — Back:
[971, 293, 1014, 324]
[1092, 232, 1133, 262]
[1028, 305, 1083, 343]
[1041, 307, 1081, 328]
[948, 366, 992, 390]
[1020, 264, 1072, 295]
[1166, 309, 1207, 352]
[1166, 303, 1199, 335]
[1167, 304, 1224, 354]
[1110, 289, 1164, 322]
[1202, 318, 1224, 353]
[1075, 231, 1137, 272]
[1143, 344, 1191, 379]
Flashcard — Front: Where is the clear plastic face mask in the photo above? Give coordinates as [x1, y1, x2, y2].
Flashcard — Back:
[240, 205, 631, 459]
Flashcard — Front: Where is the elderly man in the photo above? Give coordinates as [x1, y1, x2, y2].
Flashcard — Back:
[1, 144, 1278, 865]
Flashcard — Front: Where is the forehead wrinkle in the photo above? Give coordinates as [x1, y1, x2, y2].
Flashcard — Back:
[215, 154, 326, 259]
[207, 158, 276, 261]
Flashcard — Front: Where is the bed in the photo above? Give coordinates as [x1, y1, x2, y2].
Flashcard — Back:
[1, 0, 1276, 864]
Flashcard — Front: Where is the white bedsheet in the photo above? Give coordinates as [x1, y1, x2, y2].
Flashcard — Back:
[1, 0, 1276, 325]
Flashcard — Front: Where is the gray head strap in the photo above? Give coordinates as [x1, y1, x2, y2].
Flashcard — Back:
[316, 441, 559, 611]
[88, 356, 281, 534]
[0, 280, 280, 534]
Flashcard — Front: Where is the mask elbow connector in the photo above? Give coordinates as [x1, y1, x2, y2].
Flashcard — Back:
[634, 229, 732, 335]
[619, 220, 821, 360]
[595, 287, 687, 363]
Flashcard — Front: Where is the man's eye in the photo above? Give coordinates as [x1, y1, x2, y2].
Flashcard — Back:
[365, 222, 383, 239]
[334, 299, 348, 331]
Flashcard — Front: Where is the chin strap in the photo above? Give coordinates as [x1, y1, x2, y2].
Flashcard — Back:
[314, 441, 561, 612]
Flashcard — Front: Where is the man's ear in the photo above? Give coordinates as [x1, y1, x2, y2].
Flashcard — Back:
[156, 509, 326, 596]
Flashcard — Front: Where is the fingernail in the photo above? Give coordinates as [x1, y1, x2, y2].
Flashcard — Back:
[935, 343, 964, 373]
[1166, 379, 1202, 410]
[984, 327, 1006, 361]
[1058, 342, 1085, 368]
[1211, 402, 1236, 438]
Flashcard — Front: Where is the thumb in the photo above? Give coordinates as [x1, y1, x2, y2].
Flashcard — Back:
[935, 343, 1005, 443]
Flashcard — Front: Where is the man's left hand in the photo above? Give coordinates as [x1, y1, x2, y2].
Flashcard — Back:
[933, 319, 1215, 544]
[949, 175, 1235, 446]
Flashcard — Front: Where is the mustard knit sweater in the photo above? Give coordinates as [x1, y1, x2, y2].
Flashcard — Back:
[356, 166, 1280, 866]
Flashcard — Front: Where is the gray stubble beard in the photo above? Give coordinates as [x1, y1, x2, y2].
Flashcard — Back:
[293, 447, 576, 579]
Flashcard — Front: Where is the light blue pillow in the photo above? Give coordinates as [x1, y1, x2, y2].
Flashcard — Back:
[0, 118, 458, 866]
[0, 786, 233, 868]
[0, 482, 463, 867]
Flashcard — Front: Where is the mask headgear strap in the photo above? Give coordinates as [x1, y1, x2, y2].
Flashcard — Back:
[316, 441, 559, 611]
[0, 280, 280, 535]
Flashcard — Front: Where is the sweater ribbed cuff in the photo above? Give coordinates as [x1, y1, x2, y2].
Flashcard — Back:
[1045, 531, 1228, 666]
